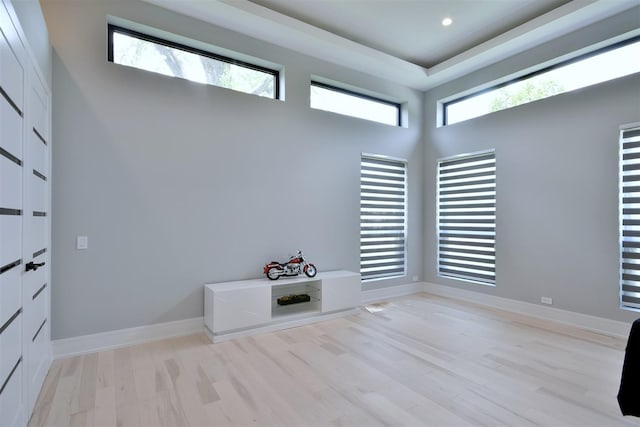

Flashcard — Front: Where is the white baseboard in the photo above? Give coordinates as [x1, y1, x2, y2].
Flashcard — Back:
[52, 317, 204, 359]
[52, 282, 632, 359]
[423, 282, 632, 339]
[361, 282, 425, 304]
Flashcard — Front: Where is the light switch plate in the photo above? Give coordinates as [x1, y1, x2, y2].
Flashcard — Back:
[77, 236, 88, 250]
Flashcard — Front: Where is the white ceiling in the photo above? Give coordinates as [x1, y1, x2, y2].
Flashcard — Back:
[142, 0, 639, 90]
[249, 0, 569, 68]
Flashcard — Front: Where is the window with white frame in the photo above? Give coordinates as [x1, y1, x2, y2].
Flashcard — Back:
[620, 125, 640, 310]
[438, 151, 496, 285]
[360, 155, 407, 281]
[108, 24, 280, 99]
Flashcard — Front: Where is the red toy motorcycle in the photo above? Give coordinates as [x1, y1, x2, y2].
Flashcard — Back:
[264, 250, 317, 280]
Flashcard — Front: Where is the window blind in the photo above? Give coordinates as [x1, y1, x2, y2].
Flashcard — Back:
[360, 156, 406, 281]
[438, 151, 496, 285]
[620, 126, 640, 309]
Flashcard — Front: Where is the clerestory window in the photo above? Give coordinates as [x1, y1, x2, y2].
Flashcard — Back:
[443, 37, 640, 126]
[311, 82, 401, 127]
[108, 24, 280, 99]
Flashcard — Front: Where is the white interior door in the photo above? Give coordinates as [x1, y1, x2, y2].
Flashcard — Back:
[22, 61, 50, 414]
[0, 4, 26, 426]
[0, 2, 51, 425]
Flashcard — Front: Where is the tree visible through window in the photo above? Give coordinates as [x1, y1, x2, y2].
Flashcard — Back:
[444, 37, 640, 125]
[108, 25, 279, 99]
[489, 79, 564, 112]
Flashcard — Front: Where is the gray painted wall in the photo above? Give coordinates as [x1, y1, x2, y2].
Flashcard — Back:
[41, 0, 424, 339]
[39, 0, 640, 339]
[424, 8, 640, 323]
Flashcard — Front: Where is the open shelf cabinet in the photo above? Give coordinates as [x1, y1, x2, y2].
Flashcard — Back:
[204, 271, 360, 342]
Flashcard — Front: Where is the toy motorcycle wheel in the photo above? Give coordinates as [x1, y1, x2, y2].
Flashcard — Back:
[267, 267, 280, 280]
[305, 264, 317, 278]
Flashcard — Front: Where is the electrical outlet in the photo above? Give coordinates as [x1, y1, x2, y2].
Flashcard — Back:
[412, 276, 419, 282]
[541, 296, 553, 305]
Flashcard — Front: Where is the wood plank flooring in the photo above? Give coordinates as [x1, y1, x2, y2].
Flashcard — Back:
[29, 293, 640, 426]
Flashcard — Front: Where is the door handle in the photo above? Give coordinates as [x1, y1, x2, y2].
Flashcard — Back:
[26, 261, 45, 272]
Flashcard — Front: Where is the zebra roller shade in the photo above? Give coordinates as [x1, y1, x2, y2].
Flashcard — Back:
[438, 151, 496, 285]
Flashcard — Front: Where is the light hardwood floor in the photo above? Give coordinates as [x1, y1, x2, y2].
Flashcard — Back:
[29, 293, 640, 426]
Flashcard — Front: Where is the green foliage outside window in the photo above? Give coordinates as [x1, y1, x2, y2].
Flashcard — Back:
[112, 31, 275, 98]
[489, 79, 564, 112]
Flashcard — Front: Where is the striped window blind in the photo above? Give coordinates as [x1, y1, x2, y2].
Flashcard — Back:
[438, 151, 496, 285]
[360, 155, 407, 281]
[620, 126, 640, 309]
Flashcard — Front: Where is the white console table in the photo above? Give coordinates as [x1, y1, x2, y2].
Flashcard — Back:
[204, 270, 361, 342]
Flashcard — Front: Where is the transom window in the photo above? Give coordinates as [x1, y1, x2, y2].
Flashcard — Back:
[108, 24, 280, 99]
[443, 37, 640, 126]
[311, 82, 401, 127]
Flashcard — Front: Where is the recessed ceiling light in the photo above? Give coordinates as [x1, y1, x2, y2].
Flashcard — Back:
[442, 17, 453, 27]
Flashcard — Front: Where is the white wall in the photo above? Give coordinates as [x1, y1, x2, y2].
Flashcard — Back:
[41, 0, 424, 339]
[424, 8, 640, 323]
